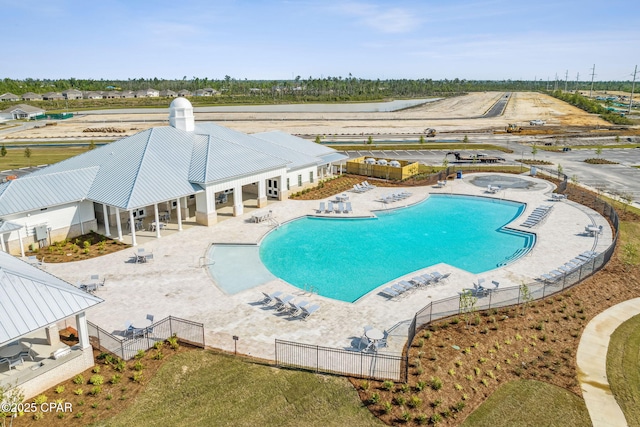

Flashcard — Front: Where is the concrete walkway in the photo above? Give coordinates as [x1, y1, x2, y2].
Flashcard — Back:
[576, 298, 640, 427]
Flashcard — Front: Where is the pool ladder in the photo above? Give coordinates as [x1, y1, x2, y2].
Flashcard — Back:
[303, 284, 318, 295]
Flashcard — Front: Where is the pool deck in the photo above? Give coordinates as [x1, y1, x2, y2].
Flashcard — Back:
[45, 173, 613, 360]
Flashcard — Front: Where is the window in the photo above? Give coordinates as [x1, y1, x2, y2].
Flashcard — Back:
[297, 174, 302, 187]
[310, 171, 314, 183]
[286, 178, 290, 190]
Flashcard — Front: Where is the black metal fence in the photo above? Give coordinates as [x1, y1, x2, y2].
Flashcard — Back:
[87, 316, 205, 360]
[275, 339, 408, 382]
[275, 170, 619, 383]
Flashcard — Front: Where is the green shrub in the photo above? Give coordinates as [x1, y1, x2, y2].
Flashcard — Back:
[115, 359, 126, 372]
[132, 372, 143, 383]
[32, 412, 44, 421]
[89, 375, 104, 385]
[430, 377, 443, 390]
[110, 374, 121, 385]
[92, 366, 101, 374]
[408, 395, 422, 408]
[133, 361, 143, 371]
[89, 386, 102, 396]
[381, 380, 394, 391]
[430, 413, 442, 424]
[33, 394, 47, 405]
[74, 388, 83, 396]
[135, 350, 145, 360]
[401, 411, 412, 422]
[382, 401, 392, 414]
[153, 341, 163, 350]
[368, 392, 380, 404]
[395, 395, 406, 406]
[55, 386, 65, 394]
[73, 374, 84, 385]
[153, 351, 164, 360]
[415, 380, 427, 391]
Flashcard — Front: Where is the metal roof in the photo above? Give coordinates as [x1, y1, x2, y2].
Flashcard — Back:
[0, 251, 102, 346]
[0, 221, 22, 234]
[3, 121, 346, 215]
[198, 124, 320, 170]
[189, 134, 288, 184]
[253, 131, 348, 165]
[0, 167, 99, 216]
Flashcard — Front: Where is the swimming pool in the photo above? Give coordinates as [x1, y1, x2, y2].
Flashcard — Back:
[259, 195, 535, 302]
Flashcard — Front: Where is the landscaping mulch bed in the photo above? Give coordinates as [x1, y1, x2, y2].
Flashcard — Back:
[17, 329, 192, 426]
[25, 231, 130, 263]
[584, 158, 619, 165]
[352, 185, 640, 426]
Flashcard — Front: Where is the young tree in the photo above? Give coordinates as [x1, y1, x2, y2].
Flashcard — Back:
[595, 145, 603, 159]
[459, 289, 478, 328]
[0, 144, 6, 157]
[531, 144, 538, 161]
[557, 163, 564, 177]
[24, 147, 32, 159]
[419, 135, 425, 144]
[1, 383, 25, 427]
[314, 135, 322, 144]
[88, 140, 96, 150]
[519, 282, 533, 316]
[367, 135, 373, 145]
[620, 192, 634, 212]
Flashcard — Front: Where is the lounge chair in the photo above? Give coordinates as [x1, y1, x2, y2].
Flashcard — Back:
[326, 202, 334, 213]
[273, 294, 295, 311]
[353, 184, 365, 193]
[358, 335, 371, 351]
[363, 181, 376, 189]
[299, 303, 320, 320]
[19, 342, 34, 361]
[411, 276, 429, 287]
[124, 322, 145, 339]
[317, 202, 325, 214]
[335, 202, 343, 214]
[380, 287, 400, 299]
[391, 284, 407, 295]
[287, 300, 308, 316]
[398, 280, 417, 292]
[260, 291, 283, 305]
[345, 202, 353, 213]
[491, 280, 500, 289]
[474, 278, 486, 288]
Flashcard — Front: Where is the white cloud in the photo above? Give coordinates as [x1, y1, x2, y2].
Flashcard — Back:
[335, 2, 421, 34]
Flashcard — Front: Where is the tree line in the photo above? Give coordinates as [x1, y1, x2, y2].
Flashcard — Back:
[1, 76, 637, 101]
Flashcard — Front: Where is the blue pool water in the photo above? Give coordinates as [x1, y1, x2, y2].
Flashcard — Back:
[259, 195, 534, 302]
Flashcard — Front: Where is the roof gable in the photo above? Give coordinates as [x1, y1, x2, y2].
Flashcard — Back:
[0, 251, 102, 346]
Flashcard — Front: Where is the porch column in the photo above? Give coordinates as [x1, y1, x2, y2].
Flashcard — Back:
[257, 181, 267, 208]
[75, 312, 91, 350]
[181, 196, 189, 220]
[17, 228, 25, 257]
[195, 190, 217, 226]
[115, 207, 123, 241]
[153, 203, 161, 238]
[0, 234, 5, 252]
[176, 198, 183, 231]
[102, 204, 111, 237]
[233, 185, 244, 216]
[129, 210, 137, 246]
[278, 175, 288, 201]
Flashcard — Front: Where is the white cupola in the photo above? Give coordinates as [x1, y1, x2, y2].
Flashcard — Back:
[169, 97, 195, 132]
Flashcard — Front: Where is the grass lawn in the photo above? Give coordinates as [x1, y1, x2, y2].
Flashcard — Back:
[0, 146, 88, 169]
[607, 314, 640, 426]
[103, 350, 383, 427]
[461, 380, 591, 427]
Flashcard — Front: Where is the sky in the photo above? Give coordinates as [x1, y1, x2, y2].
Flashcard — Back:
[1, 0, 638, 81]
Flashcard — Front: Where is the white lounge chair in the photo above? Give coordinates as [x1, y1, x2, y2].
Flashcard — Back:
[380, 287, 400, 299]
[335, 202, 343, 214]
[299, 303, 320, 320]
[260, 291, 283, 305]
[317, 202, 325, 214]
[273, 295, 295, 311]
[345, 202, 353, 213]
[363, 181, 376, 189]
[326, 202, 334, 214]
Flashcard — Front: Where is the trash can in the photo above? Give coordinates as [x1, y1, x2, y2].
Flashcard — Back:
[456, 171, 463, 179]
[530, 166, 537, 176]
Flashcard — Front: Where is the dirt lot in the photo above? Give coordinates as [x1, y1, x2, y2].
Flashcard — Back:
[1, 92, 617, 141]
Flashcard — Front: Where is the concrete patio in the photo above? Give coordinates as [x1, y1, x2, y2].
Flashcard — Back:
[43, 173, 613, 361]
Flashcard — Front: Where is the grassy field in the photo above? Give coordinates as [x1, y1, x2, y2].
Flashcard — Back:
[102, 350, 383, 427]
[607, 314, 640, 426]
[0, 146, 89, 170]
[461, 380, 591, 427]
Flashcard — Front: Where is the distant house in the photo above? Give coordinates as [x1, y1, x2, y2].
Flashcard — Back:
[62, 89, 83, 100]
[84, 91, 104, 100]
[160, 89, 177, 98]
[21, 92, 42, 101]
[0, 104, 45, 120]
[42, 92, 64, 100]
[104, 91, 122, 99]
[0, 92, 20, 102]
[136, 88, 159, 98]
[193, 89, 210, 97]
[120, 91, 136, 98]
[0, 251, 102, 398]
[203, 87, 217, 95]
[177, 89, 192, 97]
